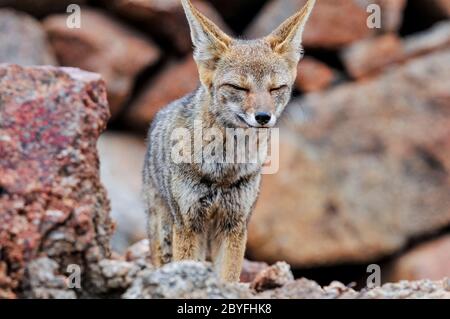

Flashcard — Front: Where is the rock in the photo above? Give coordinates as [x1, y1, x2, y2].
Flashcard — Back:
[124, 239, 268, 284]
[240, 260, 269, 283]
[387, 235, 450, 282]
[250, 262, 294, 292]
[358, 279, 450, 299]
[97, 132, 147, 253]
[123, 260, 450, 299]
[88, 259, 144, 295]
[258, 278, 358, 299]
[245, 0, 373, 49]
[123, 261, 253, 299]
[403, 21, 450, 59]
[341, 22, 450, 79]
[247, 50, 450, 267]
[427, 0, 450, 18]
[0, 0, 87, 17]
[296, 57, 337, 92]
[43, 8, 160, 117]
[0, 64, 114, 298]
[125, 239, 149, 262]
[125, 56, 199, 130]
[0, 9, 57, 66]
[22, 258, 77, 299]
[341, 34, 404, 79]
[260, 277, 450, 299]
[105, 0, 231, 53]
[360, 0, 407, 33]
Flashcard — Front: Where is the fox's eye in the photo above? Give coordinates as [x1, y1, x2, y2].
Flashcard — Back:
[224, 84, 249, 92]
[270, 85, 288, 93]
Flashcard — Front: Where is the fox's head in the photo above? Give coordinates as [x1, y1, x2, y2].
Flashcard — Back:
[181, 0, 315, 128]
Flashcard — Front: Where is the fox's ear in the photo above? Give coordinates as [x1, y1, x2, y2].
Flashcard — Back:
[265, 0, 316, 63]
[181, 0, 231, 65]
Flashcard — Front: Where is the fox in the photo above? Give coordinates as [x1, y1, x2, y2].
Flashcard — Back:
[142, 0, 316, 282]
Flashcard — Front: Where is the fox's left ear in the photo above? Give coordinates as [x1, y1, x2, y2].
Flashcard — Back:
[181, 0, 231, 84]
[266, 0, 316, 64]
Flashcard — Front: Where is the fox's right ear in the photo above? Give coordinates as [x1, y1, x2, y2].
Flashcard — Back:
[181, 0, 231, 82]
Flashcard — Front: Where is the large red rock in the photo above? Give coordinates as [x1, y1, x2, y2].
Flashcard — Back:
[403, 21, 450, 59]
[248, 50, 450, 267]
[104, 0, 231, 53]
[341, 33, 404, 79]
[341, 22, 450, 79]
[245, 0, 374, 49]
[0, 64, 114, 298]
[125, 56, 199, 131]
[0, 9, 57, 66]
[43, 8, 160, 117]
[296, 57, 337, 92]
[360, 0, 407, 33]
[387, 235, 450, 282]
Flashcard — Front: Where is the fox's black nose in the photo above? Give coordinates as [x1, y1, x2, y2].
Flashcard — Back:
[255, 112, 272, 125]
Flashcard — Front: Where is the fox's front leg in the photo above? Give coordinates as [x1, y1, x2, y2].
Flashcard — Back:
[172, 226, 206, 261]
[213, 224, 247, 282]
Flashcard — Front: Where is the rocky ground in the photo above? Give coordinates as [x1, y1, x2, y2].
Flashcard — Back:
[1, 0, 450, 298]
[0, 63, 449, 299]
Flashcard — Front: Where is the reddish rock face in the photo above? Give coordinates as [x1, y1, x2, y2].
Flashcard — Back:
[0, 64, 114, 298]
[341, 22, 450, 80]
[245, 0, 373, 49]
[387, 235, 450, 282]
[105, 0, 231, 53]
[0, 9, 57, 66]
[43, 8, 160, 118]
[125, 56, 199, 131]
[360, 0, 407, 33]
[341, 34, 404, 79]
[248, 50, 450, 267]
[296, 57, 337, 92]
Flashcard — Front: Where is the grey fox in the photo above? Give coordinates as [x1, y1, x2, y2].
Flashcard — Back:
[143, 0, 316, 282]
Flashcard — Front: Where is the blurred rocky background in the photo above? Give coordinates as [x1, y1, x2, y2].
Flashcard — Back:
[1, 0, 450, 298]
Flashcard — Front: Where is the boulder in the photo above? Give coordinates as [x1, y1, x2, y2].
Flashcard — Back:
[240, 259, 269, 283]
[245, 0, 373, 49]
[360, 0, 407, 33]
[122, 261, 253, 299]
[427, 0, 450, 18]
[403, 21, 450, 59]
[0, 0, 86, 17]
[98, 132, 147, 253]
[43, 8, 160, 117]
[341, 33, 404, 79]
[0, 9, 57, 66]
[0, 64, 114, 298]
[22, 258, 77, 299]
[387, 235, 450, 282]
[341, 22, 450, 79]
[125, 56, 199, 131]
[250, 262, 294, 292]
[296, 57, 337, 92]
[260, 277, 450, 299]
[104, 0, 231, 53]
[247, 50, 450, 267]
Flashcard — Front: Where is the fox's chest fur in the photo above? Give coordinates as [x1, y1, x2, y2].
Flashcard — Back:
[145, 90, 264, 229]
